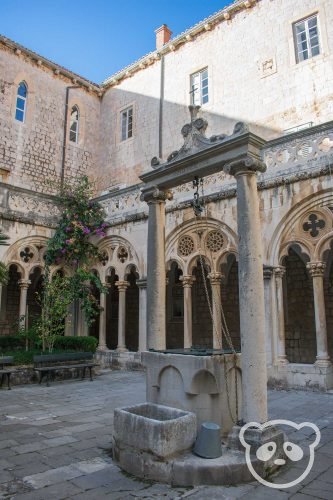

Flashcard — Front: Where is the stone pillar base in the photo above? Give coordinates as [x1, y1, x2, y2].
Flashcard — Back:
[315, 358, 331, 368]
[277, 356, 289, 366]
[228, 424, 285, 469]
[116, 347, 128, 353]
[97, 345, 110, 352]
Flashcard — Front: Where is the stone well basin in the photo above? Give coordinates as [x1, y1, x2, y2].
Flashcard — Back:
[113, 403, 197, 459]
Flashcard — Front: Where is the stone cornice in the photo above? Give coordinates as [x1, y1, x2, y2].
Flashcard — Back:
[101, 0, 259, 89]
[0, 35, 101, 95]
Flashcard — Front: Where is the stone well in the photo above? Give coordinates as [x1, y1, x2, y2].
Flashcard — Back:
[113, 402, 197, 482]
[143, 351, 242, 436]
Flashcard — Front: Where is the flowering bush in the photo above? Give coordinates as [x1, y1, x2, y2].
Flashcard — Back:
[38, 176, 109, 350]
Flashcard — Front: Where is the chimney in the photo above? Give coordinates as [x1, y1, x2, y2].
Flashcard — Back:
[155, 24, 172, 50]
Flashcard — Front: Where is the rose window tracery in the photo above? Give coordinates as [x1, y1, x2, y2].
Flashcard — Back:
[178, 235, 194, 257]
[206, 231, 224, 252]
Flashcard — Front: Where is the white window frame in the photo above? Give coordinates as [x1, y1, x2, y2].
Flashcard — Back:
[293, 14, 321, 63]
[190, 68, 209, 106]
[121, 106, 133, 142]
[15, 81, 27, 123]
[69, 105, 79, 144]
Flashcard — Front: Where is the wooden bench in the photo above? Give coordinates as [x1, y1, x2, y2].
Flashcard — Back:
[33, 352, 98, 387]
[0, 356, 16, 390]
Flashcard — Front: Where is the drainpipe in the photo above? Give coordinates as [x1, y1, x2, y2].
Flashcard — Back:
[60, 86, 79, 189]
[158, 55, 165, 159]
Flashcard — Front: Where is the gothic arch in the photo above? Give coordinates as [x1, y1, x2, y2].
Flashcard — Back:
[4, 236, 49, 280]
[97, 235, 142, 280]
[166, 217, 238, 275]
[267, 189, 333, 265]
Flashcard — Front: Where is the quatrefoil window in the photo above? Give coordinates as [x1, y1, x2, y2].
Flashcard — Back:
[117, 246, 128, 263]
[20, 247, 34, 263]
[303, 213, 325, 238]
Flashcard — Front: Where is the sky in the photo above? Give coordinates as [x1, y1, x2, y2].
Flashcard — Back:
[1, 0, 231, 83]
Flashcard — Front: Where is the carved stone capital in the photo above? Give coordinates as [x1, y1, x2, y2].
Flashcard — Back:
[180, 275, 196, 288]
[115, 280, 129, 292]
[224, 156, 266, 177]
[208, 272, 222, 285]
[263, 265, 274, 280]
[140, 186, 173, 204]
[307, 261, 326, 277]
[18, 279, 31, 289]
[274, 266, 286, 280]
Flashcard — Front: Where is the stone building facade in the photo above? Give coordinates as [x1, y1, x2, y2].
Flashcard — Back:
[0, 0, 332, 389]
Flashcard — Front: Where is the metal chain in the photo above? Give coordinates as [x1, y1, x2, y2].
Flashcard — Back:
[193, 180, 239, 423]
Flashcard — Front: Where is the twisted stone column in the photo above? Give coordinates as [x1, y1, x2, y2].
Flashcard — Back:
[274, 266, 288, 365]
[224, 157, 267, 424]
[116, 280, 129, 352]
[208, 272, 223, 350]
[18, 279, 31, 329]
[181, 275, 195, 349]
[307, 261, 331, 367]
[137, 279, 147, 352]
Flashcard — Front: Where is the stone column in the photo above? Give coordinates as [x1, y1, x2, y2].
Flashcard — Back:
[263, 266, 274, 366]
[18, 279, 30, 329]
[224, 158, 267, 424]
[137, 278, 147, 352]
[98, 283, 110, 351]
[274, 266, 288, 365]
[116, 280, 129, 352]
[208, 272, 223, 350]
[181, 275, 195, 349]
[142, 188, 172, 350]
[307, 261, 331, 367]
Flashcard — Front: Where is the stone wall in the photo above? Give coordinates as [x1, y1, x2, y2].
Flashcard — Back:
[99, 0, 333, 191]
[0, 44, 100, 194]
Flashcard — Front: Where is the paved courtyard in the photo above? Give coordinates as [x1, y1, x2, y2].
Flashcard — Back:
[0, 370, 333, 499]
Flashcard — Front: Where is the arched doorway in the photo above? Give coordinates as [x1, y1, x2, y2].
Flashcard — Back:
[192, 258, 212, 348]
[166, 261, 184, 348]
[2, 264, 21, 333]
[221, 254, 241, 350]
[125, 266, 139, 351]
[105, 268, 119, 349]
[27, 267, 43, 329]
[324, 241, 333, 360]
[283, 246, 316, 363]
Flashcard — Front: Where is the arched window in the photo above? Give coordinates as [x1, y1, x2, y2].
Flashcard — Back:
[15, 81, 27, 122]
[69, 105, 79, 143]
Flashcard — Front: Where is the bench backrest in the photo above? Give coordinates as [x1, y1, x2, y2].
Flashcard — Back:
[0, 356, 14, 368]
[33, 352, 94, 365]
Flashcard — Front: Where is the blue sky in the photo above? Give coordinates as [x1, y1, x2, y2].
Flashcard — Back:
[1, 0, 231, 83]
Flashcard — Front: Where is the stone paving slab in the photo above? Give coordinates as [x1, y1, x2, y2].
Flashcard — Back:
[0, 371, 333, 499]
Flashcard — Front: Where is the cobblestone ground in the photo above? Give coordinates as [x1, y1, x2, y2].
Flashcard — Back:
[0, 370, 333, 499]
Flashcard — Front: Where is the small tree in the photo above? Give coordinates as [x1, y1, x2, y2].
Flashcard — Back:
[36, 272, 74, 352]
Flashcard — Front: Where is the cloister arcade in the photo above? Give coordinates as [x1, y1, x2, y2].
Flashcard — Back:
[1, 194, 332, 373]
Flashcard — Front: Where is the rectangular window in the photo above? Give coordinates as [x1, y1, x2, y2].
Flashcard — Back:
[190, 68, 209, 106]
[121, 107, 133, 141]
[294, 15, 320, 63]
[15, 96, 26, 122]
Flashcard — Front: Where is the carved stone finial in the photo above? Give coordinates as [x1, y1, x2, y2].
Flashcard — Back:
[151, 157, 160, 168]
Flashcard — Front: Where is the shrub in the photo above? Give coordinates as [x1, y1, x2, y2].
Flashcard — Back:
[53, 335, 98, 352]
[0, 335, 25, 351]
